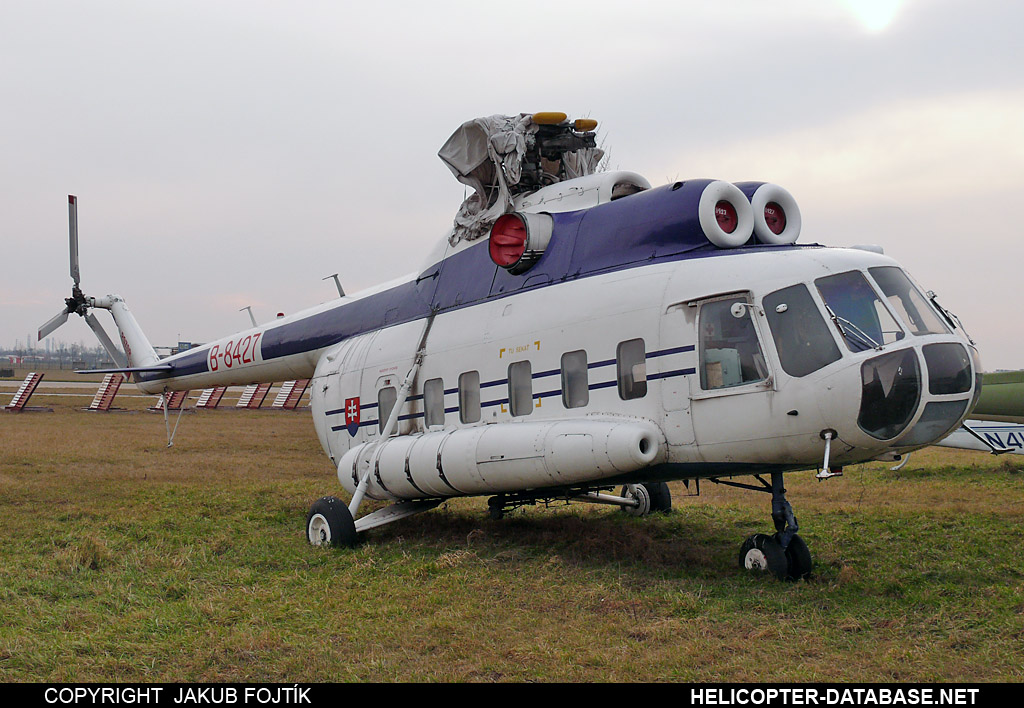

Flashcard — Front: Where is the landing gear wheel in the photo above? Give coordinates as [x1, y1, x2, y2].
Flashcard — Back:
[738, 533, 788, 580]
[487, 496, 505, 520]
[306, 496, 357, 548]
[780, 533, 813, 581]
[620, 484, 652, 517]
[645, 482, 672, 513]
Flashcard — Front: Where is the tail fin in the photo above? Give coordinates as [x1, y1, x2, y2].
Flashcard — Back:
[102, 295, 159, 369]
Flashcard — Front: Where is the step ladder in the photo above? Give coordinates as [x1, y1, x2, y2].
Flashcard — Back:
[149, 390, 190, 411]
[87, 373, 124, 411]
[236, 382, 271, 409]
[271, 379, 310, 410]
[5, 372, 44, 411]
[196, 387, 227, 409]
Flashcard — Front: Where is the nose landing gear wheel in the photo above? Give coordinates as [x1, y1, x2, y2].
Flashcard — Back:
[738, 533, 788, 580]
[306, 496, 358, 548]
[781, 533, 813, 581]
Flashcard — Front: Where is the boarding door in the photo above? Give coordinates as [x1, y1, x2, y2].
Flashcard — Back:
[688, 292, 776, 447]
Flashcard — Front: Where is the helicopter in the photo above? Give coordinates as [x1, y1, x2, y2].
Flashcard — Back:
[39, 112, 981, 580]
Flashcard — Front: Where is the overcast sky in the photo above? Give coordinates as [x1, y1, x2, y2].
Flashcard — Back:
[1, 0, 1021, 369]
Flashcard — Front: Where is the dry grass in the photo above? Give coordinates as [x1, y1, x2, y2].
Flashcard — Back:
[2, 394, 1023, 682]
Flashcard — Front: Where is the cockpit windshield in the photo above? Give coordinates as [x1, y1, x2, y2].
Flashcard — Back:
[815, 271, 904, 352]
[868, 266, 949, 336]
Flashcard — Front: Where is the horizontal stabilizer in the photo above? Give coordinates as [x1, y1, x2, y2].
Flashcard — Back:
[75, 364, 175, 375]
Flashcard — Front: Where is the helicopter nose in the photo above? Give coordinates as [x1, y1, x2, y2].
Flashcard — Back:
[856, 342, 976, 447]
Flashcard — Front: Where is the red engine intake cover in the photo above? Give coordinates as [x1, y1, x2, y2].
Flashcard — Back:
[764, 201, 787, 235]
[715, 200, 738, 234]
[489, 214, 528, 267]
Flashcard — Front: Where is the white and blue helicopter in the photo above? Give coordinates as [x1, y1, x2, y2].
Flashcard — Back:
[39, 112, 982, 581]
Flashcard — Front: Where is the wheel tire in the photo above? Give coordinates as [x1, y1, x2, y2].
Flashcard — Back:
[306, 496, 358, 548]
[487, 497, 505, 520]
[645, 482, 672, 513]
[780, 533, 813, 581]
[620, 484, 652, 517]
[738, 533, 788, 580]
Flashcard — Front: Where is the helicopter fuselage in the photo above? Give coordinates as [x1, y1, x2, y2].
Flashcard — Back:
[130, 175, 978, 503]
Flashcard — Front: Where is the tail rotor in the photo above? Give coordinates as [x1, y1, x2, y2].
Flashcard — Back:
[37, 196, 127, 368]
[38, 197, 89, 340]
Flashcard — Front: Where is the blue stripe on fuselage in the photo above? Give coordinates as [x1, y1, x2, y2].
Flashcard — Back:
[143, 181, 815, 383]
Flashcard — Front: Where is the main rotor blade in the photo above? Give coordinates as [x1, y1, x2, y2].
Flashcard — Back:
[85, 312, 128, 369]
[38, 308, 70, 341]
[69, 195, 80, 287]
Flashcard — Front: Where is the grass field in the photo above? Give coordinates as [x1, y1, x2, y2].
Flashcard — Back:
[2, 390, 1023, 682]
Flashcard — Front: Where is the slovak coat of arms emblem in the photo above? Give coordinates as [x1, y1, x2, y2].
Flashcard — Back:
[344, 397, 360, 436]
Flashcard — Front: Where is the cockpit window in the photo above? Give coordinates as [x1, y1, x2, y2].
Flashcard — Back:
[868, 266, 949, 336]
[763, 284, 842, 377]
[698, 296, 768, 390]
[815, 271, 904, 352]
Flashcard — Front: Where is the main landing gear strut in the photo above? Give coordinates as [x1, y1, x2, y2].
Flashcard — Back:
[718, 472, 812, 581]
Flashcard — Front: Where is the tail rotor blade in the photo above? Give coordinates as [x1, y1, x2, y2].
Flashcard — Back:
[39, 308, 70, 341]
[85, 312, 128, 369]
[69, 195, 80, 288]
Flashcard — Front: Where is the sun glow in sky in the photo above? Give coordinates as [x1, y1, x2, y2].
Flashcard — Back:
[841, 0, 907, 32]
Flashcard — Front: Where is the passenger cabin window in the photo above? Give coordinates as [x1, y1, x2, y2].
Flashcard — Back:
[868, 267, 949, 336]
[378, 386, 397, 434]
[617, 339, 647, 400]
[508, 361, 533, 416]
[423, 378, 444, 428]
[816, 271, 904, 351]
[561, 350, 589, 408]
[764, 285, 842, 378]
[459, 371, 481, 424]
[699, 297, 768, 390]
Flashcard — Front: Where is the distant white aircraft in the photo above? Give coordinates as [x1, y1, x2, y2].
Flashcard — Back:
[937, 421, 1024, 455]
[927, 370, 1024, 457]
[39, 112, 982, 581]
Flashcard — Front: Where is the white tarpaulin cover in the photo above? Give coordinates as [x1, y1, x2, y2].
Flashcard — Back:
[438, 113, 603, 244]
